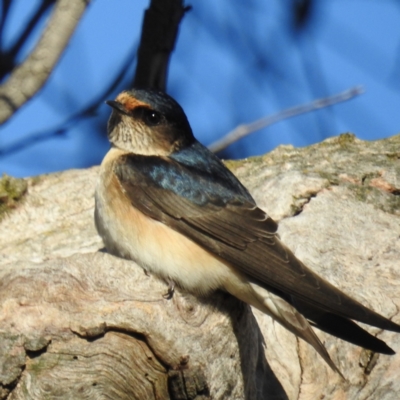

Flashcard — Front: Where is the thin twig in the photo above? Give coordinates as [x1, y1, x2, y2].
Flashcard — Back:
[0, 41, 139, 157]
[0, 0, 90, 126]
[208, 85, 365, 153]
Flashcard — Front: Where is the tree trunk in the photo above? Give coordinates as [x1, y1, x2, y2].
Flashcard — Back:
[1, 133, 399, 399]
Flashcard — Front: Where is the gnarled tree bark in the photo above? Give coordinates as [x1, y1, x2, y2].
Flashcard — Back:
[0, 133, 399, 399]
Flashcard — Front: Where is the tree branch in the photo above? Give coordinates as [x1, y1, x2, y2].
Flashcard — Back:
[133, 0, 190, 91]
[208, 85, 365, 153]
[0, 0, 55, 80]
[0, 42, 139, 157]
[0, 0, 90, 126]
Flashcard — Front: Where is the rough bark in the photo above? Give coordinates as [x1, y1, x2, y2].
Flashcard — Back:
[0, 133, 399, 399]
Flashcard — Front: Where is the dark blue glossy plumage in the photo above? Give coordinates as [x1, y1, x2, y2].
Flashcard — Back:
[118, 140, 253, 208]
[128, 88, 194, 134]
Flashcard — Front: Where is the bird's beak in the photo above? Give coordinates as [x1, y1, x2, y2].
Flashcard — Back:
[105, 100, 129, 116]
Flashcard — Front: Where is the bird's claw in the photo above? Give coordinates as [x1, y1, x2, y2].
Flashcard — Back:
[163, 279, 175, 299]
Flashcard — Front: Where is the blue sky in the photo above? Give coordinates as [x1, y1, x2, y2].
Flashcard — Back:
[1, 0, 400, 177]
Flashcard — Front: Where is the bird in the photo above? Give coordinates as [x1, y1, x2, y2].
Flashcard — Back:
[95, 88, 400, 375]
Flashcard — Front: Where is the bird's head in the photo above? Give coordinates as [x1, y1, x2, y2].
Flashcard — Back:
[105, 89, 195, 156]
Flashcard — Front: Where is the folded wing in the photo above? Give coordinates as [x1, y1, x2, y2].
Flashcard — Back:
[115, 150, 400, 341]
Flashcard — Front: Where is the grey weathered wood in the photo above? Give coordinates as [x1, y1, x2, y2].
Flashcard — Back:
[0, 133, 399, 399]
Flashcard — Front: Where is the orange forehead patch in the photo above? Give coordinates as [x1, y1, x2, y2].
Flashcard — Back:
[115, 92, 150, 112]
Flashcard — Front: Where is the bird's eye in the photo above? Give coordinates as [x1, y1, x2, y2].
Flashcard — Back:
[131, 106, 163, 127]
[141, 108, 162, 127]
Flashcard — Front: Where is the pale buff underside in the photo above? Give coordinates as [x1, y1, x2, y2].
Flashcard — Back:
[95, 147, 334, 370]
[95, 148, 251, 296]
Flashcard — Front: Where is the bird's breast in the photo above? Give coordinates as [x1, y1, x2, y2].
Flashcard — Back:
[94, 149, 246, 295]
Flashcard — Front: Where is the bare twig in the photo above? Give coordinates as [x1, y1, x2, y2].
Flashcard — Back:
[0, 0, 91, 126]
[0, 42, 139, 157]
[0, 1, 55, 80]
[133, 0, 190, 90]
[208, 85, 365, 153]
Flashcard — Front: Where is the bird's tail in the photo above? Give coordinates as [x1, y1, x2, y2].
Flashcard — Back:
[246, 282, 344, 378]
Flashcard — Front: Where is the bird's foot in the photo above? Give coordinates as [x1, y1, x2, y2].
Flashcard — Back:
[163, 279, 175, 299]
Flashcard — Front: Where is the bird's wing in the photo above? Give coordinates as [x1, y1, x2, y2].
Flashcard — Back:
[114, 152, 400, 334]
